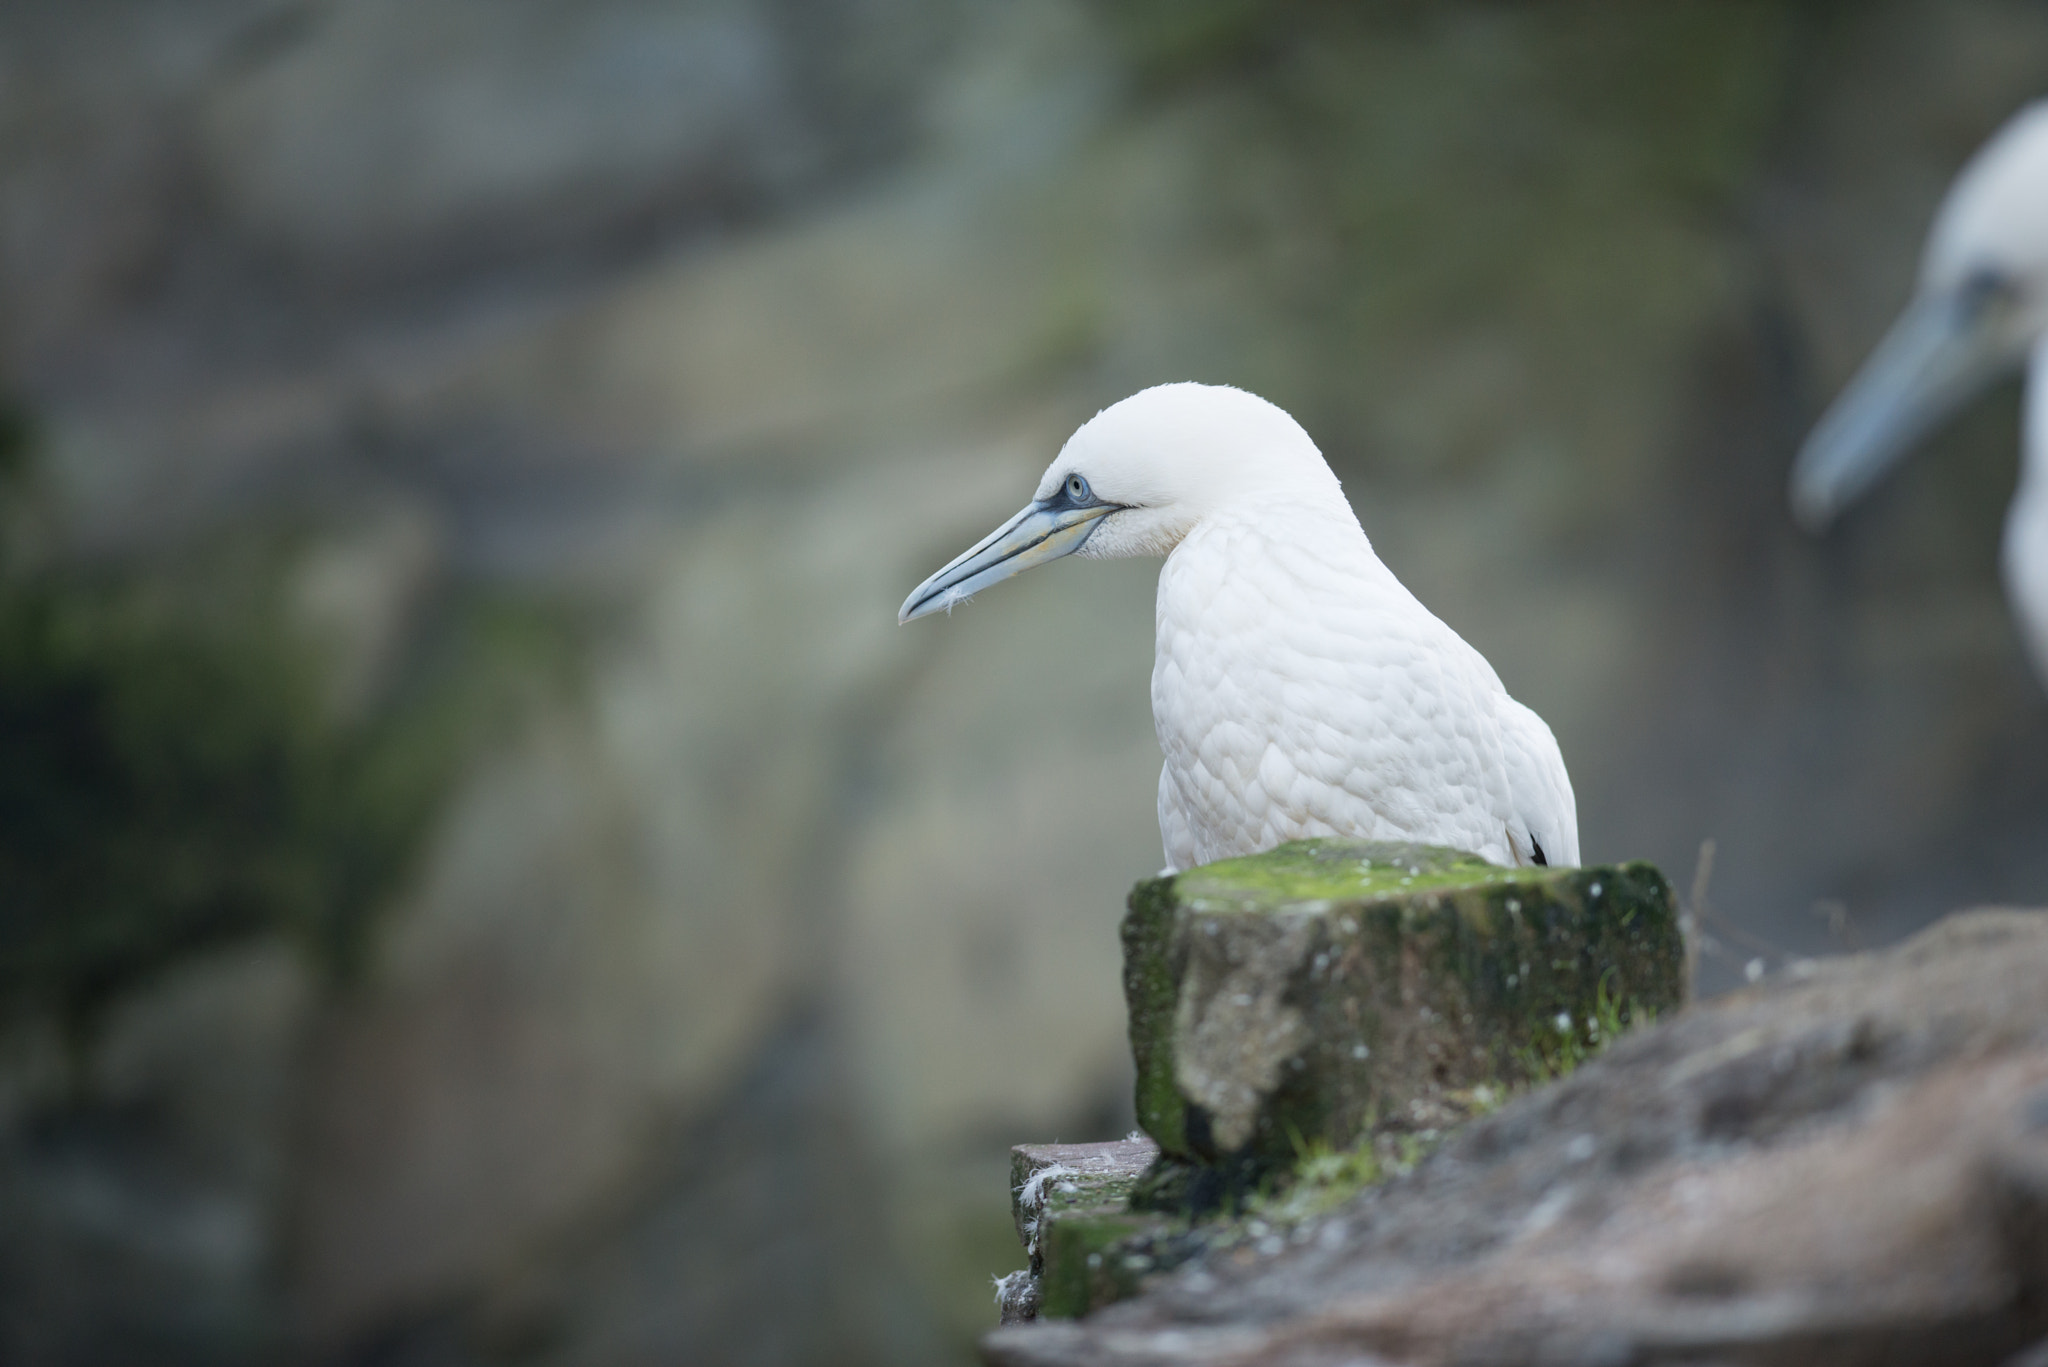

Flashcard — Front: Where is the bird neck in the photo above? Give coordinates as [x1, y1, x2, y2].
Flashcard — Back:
[1162, 494, 1380, 585]
[1219, 484, 1361, 530]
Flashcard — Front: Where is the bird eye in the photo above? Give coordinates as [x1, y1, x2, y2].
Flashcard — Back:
[1957, 266, 2020, 322]
[1066, 473, 1091, 502]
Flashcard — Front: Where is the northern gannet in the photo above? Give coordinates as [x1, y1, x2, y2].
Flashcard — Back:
[1790, 102, 2048, 684]
[900, 383, 1579, 873]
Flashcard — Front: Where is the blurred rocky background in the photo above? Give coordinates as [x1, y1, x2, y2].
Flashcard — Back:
[0, 1, 2044, 1363]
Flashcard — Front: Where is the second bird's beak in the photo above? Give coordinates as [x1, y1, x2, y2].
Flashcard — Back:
[899, 498, 1116, 624]
[1790, 279, 2024, 531]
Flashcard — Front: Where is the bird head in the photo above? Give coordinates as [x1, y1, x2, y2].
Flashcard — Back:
[1791, 101, 2048, 530]
[898, 383, 1343, 623]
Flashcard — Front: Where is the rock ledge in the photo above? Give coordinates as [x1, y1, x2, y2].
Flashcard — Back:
[987, 907, 2048, 1367]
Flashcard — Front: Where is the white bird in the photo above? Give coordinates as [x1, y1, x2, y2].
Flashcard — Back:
[899, 383, 1579, 873]
[1790, 101, 2048, 684]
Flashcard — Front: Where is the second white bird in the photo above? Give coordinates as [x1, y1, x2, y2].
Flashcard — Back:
[900, 382, 1579, 873]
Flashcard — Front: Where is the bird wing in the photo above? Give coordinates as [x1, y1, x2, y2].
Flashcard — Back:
[1425, 616, 1578, 868]
[1154, 512, 1527, 867]
[1495, 694, 1579, 867]
[1158, 761, 1199, 874]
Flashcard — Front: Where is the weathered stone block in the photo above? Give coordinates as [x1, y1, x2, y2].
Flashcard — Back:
[1123, 839, 1684, 1172]
[1003, 1138, 1165, 1322]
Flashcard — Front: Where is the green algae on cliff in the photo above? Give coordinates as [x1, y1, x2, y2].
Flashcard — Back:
[0, 411, 578, 1038]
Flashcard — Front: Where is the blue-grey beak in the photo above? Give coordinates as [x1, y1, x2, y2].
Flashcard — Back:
[1790, 275, 2024, 531]
[898, 498, 1116, 624]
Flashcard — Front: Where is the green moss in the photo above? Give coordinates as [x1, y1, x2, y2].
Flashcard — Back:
[1410, 859, 1680, 1083]
[1177, 839, 1513, 909]
[1122, 874, 1188, 1155]
[1243, 1000, 1643, 1228]
[1037, 1211, 1169, 1320]
[1249, 1124, 1460, 1224]
[1042, 1079, 1519, 1317]
[1515, 967, 1658, 1082]
[1254, 1135, 1384, 1223]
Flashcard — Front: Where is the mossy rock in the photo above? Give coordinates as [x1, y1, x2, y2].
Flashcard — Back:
[1123, 839, 1684, 1175]
[1005, 1138, 1173, 1321]
[1036, 1209, 1173, 1321]
[1002, 1133, 1419, 1323]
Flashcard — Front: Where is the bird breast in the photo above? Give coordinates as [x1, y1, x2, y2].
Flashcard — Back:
[1151, 503, 1524, 870]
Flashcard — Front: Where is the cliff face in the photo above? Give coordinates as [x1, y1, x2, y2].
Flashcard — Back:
[2, 3, 2047, 1364]
[987, 906, 2048, 1367]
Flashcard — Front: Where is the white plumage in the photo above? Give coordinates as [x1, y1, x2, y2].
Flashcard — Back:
[901, 383, 1579, 873]
[1791, 101, 2048, 684]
